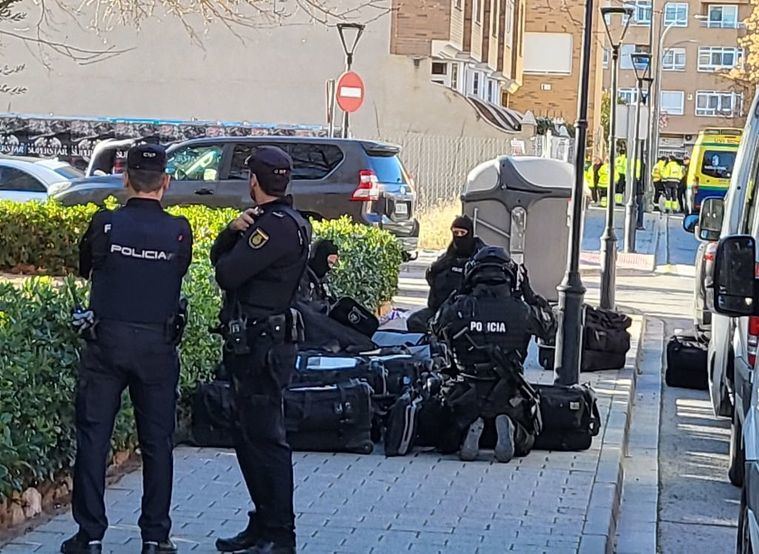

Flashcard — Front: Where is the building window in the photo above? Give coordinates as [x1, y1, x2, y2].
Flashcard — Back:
[492, 0, 499, 37]
[662, 48, 686, 70]
[451, 63, 459, 90]
[698, 47, 743, 71]
[707, 5, 739, 28]
[487, 80, 495, 103]
[660, 90, 685, 115]
[523, 32, 573, 74]
[472, 72, 480, 96]
[602, 48, 609, 68]
[632, 0, 652, 25]
[474, 0, 481, 23]
[506, 0, 514, 37]
[619, 88, 639, 105]
[696, 91, 743, 116]
[663, 2, 688, 26]
[431, 62, 448, 75]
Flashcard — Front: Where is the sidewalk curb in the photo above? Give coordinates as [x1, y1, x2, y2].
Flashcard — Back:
[579, 315, 645, 554]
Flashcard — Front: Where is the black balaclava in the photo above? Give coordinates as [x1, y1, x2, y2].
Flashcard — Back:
[451, 215, 476, 256]
[309, 239, 339, 279]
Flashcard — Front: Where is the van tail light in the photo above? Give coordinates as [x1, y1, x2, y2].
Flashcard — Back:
[693, 176, 699, 194]
[748, 316, 759, 368]
[704, 242, 717, 262]
[351, 170, 380, 201]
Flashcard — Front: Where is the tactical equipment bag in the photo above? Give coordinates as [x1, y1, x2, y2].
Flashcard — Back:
[284, 380, 374, 454]
[384, 389, 424, 457]
[329, 297, 379, 337]
[292, 351, 387, 394]
[665, 331, 708, 390]
[190, 380, 236, 449]
[533, 384, 601, 451]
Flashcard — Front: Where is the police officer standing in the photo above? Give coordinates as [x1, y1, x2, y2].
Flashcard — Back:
[432, 247, 555, 462]
[62, 144, 193, 554]
[211, 147, 309, 554]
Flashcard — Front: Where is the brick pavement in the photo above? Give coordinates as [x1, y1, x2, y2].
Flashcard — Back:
[1, 317, 641, 554]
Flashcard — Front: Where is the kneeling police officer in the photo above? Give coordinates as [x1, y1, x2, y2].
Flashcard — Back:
[433, 247, 555, 462]
[211, 146, 309, 554]
[63, 144, 193, 554]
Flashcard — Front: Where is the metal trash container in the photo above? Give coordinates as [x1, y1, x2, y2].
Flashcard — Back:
[461, 156, 573, 302]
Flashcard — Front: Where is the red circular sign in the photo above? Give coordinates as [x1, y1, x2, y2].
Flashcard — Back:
[336, 71, 365, 113]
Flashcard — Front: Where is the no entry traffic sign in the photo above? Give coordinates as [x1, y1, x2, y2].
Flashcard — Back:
[336, 71, 365, 113]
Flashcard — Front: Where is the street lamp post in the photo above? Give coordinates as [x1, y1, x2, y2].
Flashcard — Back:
[553, 0, 597, 385]
[599, 6, 633, 310]
[637, 76, 654, 230]
[336, 22, 365, 139]
[624, 52, 651, 253]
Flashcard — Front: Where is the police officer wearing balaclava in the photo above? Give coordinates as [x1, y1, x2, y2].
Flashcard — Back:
[297, 238, 339, 312]
[63, 144, 193, 554]
[211, 146, 310, 554]
[432, 247, 555, 463]
[407, 215, 484, 332]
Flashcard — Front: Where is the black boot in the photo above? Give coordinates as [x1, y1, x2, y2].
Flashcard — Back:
[216, 511, 262, 552]
[244, 541, 296, 554]
[60, 533, 102, 554]
[142, 539, 178, 554]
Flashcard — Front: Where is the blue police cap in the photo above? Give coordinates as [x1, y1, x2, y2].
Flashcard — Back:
[246, 146, 292, 195]
[127, 143, 167, 172]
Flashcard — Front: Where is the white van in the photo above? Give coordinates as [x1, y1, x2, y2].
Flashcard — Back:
[703, 89, 759, 552]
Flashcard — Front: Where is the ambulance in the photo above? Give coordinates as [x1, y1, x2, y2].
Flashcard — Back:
[686, 127, 742, 212]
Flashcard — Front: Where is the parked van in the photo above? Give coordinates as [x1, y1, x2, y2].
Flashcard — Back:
[686, 128, 742, 212]
[697, 92, 759, 552]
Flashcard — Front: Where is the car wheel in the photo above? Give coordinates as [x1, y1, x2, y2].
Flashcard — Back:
[730, 408, 746, 487]
[738, 487, 753, 554]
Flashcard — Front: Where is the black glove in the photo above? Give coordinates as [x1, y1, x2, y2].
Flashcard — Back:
[519, 265, 538, 305]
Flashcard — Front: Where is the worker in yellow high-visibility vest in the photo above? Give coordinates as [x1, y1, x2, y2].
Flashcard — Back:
[652, 156, 666, 211]
[662, 155, 684, 214]
[614, 150, 627, 205]
[584, 157, 602, 203]
[597, 158, 611, 207]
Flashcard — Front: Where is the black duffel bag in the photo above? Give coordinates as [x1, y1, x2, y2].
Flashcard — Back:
[190, 380, 236, 449]
[284, 379, 374, 454]
[583, 306, 632, 371]
[533, 384, 601, 451]
[293, 351, 387, 394]
[329, 297, 379, 337]
[665, 331, 708, 390]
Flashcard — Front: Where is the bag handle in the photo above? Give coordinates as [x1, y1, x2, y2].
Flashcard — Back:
[584, 385, 602, 437]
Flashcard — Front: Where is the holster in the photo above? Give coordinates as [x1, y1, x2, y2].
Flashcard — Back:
[165, 298, 188, 346]
[223, 308, 305, 356]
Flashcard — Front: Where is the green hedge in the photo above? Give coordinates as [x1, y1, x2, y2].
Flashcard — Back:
[0, 201, 403, 496]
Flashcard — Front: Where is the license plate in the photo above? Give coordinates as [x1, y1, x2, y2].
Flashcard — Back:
[394, 202, 408, 215]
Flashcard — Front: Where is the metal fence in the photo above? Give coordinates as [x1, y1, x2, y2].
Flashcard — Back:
[377, 132, 575, 211]
[376, 132, 528, 211]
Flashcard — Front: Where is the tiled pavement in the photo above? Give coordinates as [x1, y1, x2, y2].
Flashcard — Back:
[1, 317, 642, 554]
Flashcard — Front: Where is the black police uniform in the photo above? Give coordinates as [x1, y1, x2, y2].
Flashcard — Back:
[68, 145, 192, 553]
[211, 148, 310, 553]
[432, 248, 555, 461]
[407, 216, 485, 333]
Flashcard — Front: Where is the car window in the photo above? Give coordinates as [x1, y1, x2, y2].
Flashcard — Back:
[228, 143, 291, 180]
[52, 166, 84, 180]
[701, 150, 736, 179]
[167, 144, 223, 181]
[289, 144, 343, 180]
[369, 155, 408, 184]
[0, 167, 46, 193]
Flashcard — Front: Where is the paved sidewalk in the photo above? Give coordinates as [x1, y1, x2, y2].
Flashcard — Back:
[2, 317, 642, 554]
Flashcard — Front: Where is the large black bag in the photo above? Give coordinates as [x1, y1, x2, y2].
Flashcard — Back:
[329, 298, 379, 337]
[190, 380, 236, 448]
[368, 353, 420, 396]
[297, 301, 376, 353]
[665, 331, 708, 390]
[533, 384, 601, 451]
[384, 389, 424, 457]
[284, 380, 374, 454]
[293, 351, 387, 394]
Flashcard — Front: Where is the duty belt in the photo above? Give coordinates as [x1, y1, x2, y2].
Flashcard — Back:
[223, 308, 304, 355]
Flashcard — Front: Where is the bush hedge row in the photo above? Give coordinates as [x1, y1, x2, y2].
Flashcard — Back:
[0, 200, 403, 497]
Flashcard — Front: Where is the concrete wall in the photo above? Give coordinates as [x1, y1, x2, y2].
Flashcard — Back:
[2, 3, 515, 140]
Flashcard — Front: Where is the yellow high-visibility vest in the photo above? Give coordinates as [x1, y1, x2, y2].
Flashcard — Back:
[615, 154, 627, 177]
[652, 160, 665, 181]
[598, 163, 610, 188]
[664, 161, 683, 181]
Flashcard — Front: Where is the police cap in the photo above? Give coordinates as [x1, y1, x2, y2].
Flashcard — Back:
[127, 143, 167, 172]
[246, 146, 293, 196]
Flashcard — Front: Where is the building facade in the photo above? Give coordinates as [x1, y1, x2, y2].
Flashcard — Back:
[507, 0, 606, 145]
[604, 0, 750, 155]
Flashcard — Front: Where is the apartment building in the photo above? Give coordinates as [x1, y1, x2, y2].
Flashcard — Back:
[391, 0, 527, 132]
[604, 0, 749, 155]
[507, 0, 606, 143]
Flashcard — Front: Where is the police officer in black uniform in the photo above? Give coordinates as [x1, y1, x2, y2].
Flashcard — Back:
[62, 144, 193, 554]
[211, 146, 309, 554]
[407, 215, 485, 332]
[432, 247, 555, 463]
